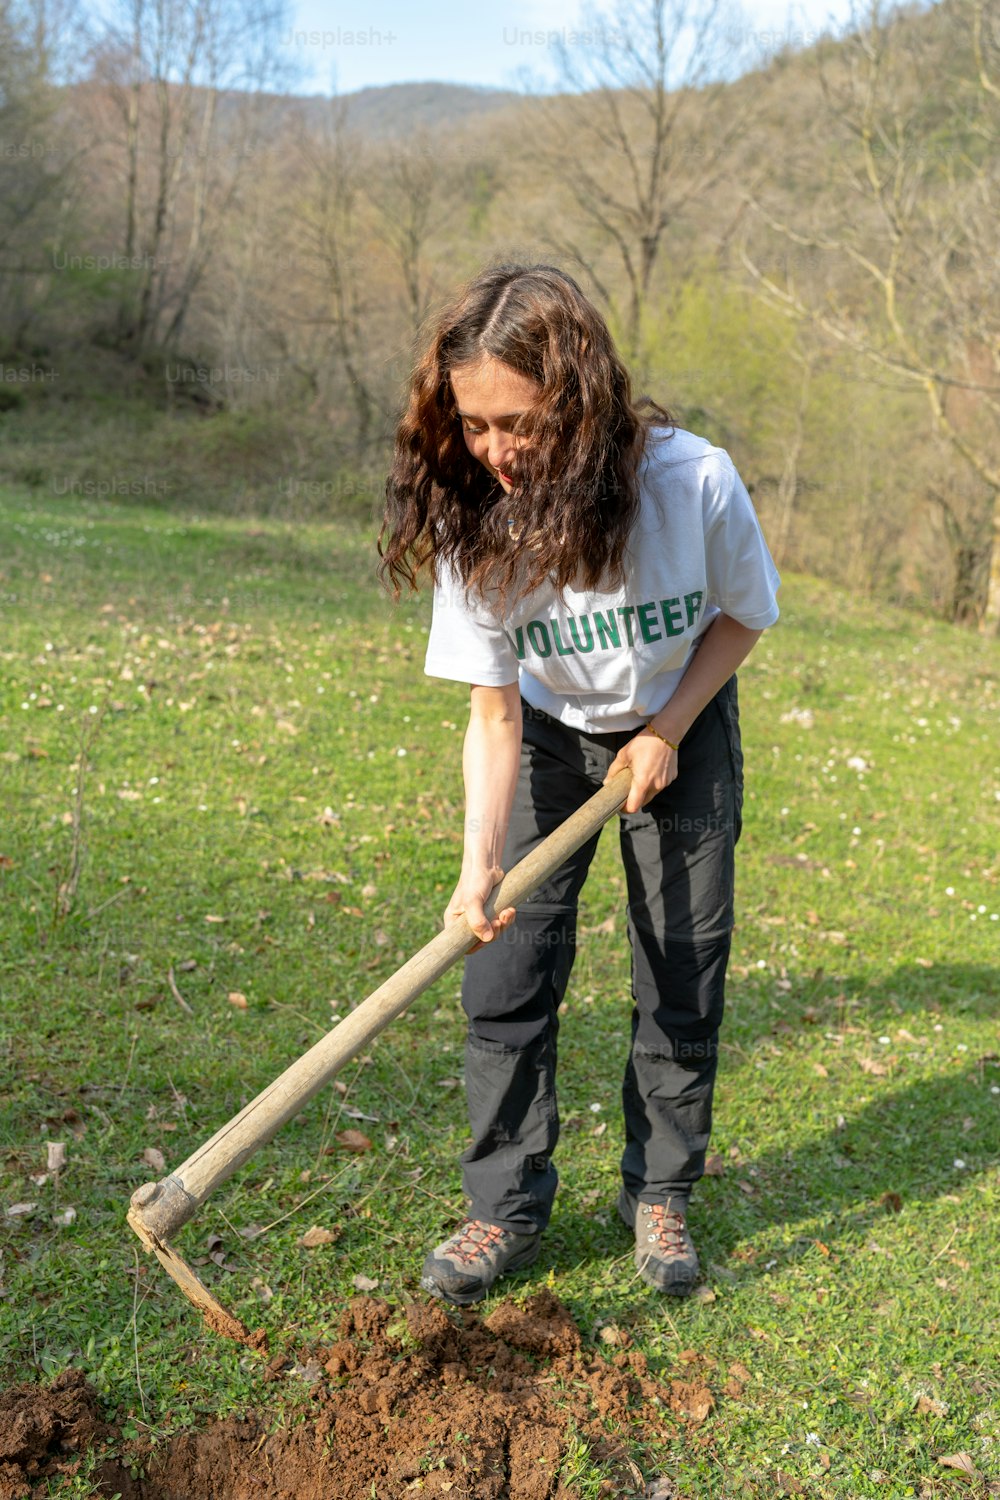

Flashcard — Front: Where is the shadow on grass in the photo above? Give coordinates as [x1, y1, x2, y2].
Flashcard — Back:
[542, 963, 999, 1282]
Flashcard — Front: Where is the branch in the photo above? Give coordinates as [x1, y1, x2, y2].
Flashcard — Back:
[973, 0, 1000, 102]
[740, 244, 1000, 491]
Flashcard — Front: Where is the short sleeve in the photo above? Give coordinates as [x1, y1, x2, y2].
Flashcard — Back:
[703, 458, 781, 629]
[424, 561, 520, 686]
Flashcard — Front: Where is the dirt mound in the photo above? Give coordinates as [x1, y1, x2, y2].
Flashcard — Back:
[0, 1368, 109, 1499]
[2, 1292, 712, 1499]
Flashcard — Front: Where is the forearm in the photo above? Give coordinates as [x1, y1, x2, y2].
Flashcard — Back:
[650, 613, 762, 747]
[461, 683, 522, 875]
[604, 612, 764, 813]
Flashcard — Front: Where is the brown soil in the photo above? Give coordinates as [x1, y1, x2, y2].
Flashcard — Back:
[0, 1292, 713, 1499]
[0, 1369, 110, 1500]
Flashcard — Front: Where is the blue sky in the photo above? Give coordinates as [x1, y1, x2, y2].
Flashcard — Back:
[280, 0, 858, 95]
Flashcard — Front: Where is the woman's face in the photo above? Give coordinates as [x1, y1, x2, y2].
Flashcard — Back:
[450, 357, 541, 494]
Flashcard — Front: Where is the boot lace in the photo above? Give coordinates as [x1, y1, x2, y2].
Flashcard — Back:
[640, 1202, 688, 1254]
[446, 1220, 509, 1266]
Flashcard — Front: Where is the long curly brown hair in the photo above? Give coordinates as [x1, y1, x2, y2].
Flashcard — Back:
[378, 263, 671, 605]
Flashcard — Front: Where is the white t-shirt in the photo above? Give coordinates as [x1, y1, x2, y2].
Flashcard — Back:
[424, 427, 780, 733]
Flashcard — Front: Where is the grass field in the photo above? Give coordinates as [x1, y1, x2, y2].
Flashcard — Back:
[0, 488, 997, 1498]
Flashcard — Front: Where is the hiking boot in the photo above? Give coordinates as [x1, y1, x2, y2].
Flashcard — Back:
[420, 1219, 541, 1306]
[617, 1188, 700, 1296]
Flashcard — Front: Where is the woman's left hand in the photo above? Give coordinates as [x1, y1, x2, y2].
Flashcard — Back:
[604, 731, 678, 814]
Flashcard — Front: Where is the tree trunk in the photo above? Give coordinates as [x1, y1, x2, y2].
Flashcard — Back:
[771, 354, 813, 567]
[982, 490, 1000, 635]
[117, 1, 142, 345]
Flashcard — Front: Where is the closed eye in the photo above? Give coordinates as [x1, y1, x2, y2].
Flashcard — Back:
[460, 419, 530, 440]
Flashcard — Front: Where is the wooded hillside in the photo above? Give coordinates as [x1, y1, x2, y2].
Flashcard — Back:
[1, 0, 998, 630]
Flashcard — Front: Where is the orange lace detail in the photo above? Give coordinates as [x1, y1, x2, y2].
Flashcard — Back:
[447, 1220, 509, 1265]
[640, 1203, 688, 1251]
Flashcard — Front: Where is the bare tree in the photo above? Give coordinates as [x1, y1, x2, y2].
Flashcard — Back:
[0, 3, 54, 265]
[769, 345, 819, 568]
[296, 104, 380, 456]
[530, 0, 756, 363]
[91, 0, 290, 352]
[741, 0, 1000, 632]
[0, 0, 87, 336]
[363, 131, 446, 342]
[927, 484, 993, 623]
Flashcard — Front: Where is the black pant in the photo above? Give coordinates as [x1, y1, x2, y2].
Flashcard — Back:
[459, 678, 743, 1233]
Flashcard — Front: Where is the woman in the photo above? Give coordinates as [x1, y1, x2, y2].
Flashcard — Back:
[380, 263, 779, 1304]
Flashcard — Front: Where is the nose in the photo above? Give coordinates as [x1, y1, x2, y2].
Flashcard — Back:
[486, 428, 516, 474]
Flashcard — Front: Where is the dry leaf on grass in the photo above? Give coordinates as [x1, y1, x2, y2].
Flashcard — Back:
[860, 1056, 889, 1076]
[334, 1129, 372, 1153]
[142, 1146, 166, 1173]
[227, 990, 248, 1009]
[300, 1225, 340, 1249]
[46, 1142, 66, 1172]
[915, 1395, 948, 1417]
[937, 1453, 979, 1478]
[352, 1274, 379, 1291]
[703, 1153, 726, 1176]
[53, 1208, 76, 1227]
[643, 1482, 679, 1500]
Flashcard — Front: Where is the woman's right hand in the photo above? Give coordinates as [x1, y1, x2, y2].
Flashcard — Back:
[444, 865, 517, 950]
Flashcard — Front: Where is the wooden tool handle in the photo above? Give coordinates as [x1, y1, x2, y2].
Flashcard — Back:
[129, 769, 631, 1243]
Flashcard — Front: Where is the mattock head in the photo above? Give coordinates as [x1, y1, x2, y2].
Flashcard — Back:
[128, 1182, 264, 1349]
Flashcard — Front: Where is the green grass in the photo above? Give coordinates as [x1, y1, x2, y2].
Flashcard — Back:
[0, 384, 384, 523]
[0, 487, 997, 1498]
